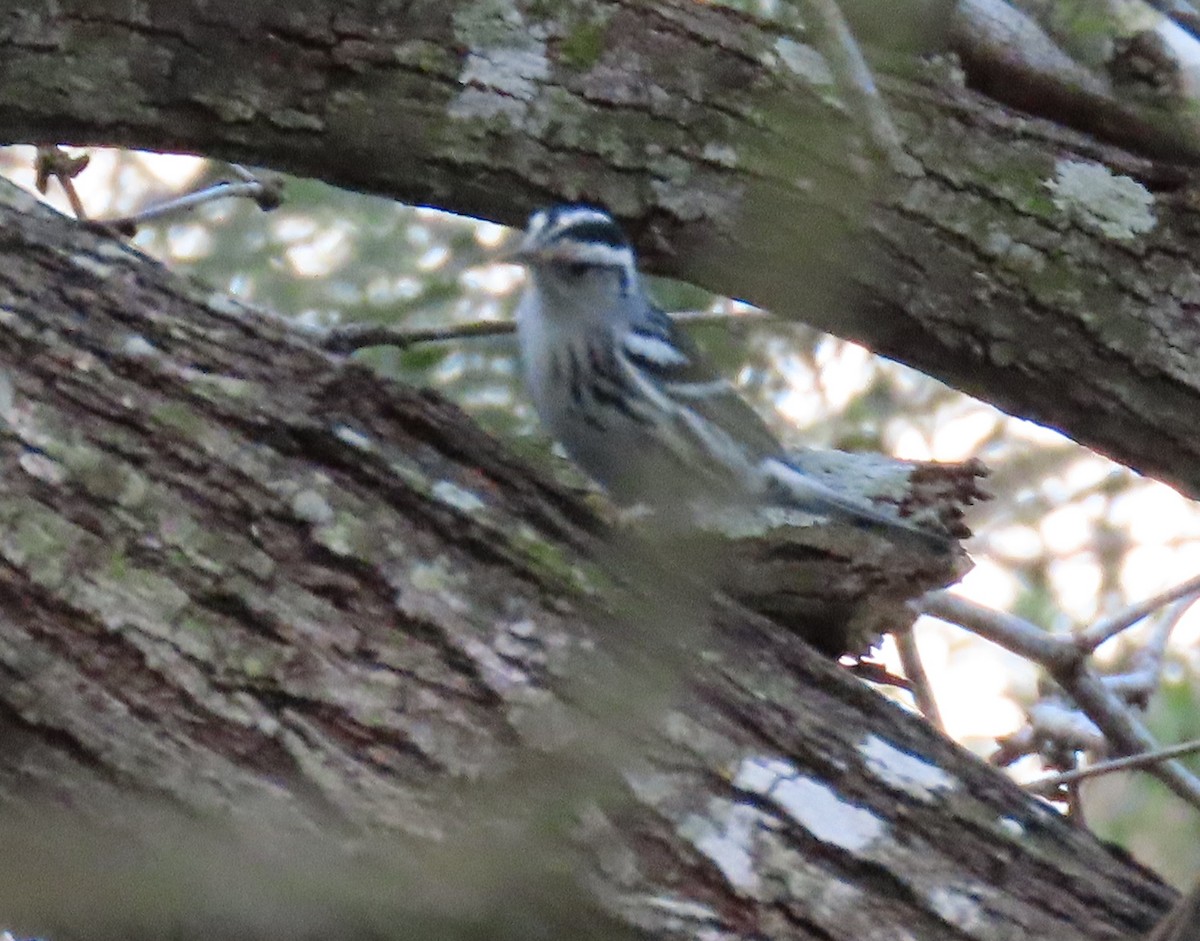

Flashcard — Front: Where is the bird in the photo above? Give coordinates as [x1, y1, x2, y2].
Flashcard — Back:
[507, 204, 952, 549]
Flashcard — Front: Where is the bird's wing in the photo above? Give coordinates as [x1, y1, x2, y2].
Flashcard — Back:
[620, 306, 785, 464]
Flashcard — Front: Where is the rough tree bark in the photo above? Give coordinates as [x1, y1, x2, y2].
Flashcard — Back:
[2, 0, 1199, 499]
[0, 0, 1191, 939]
[0, 173, 1172, 941]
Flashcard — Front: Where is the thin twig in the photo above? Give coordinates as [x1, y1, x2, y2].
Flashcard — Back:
[320, 319, 514, 354]
[1104, 591, 1200, 703]
[107, 181, 261, 226]
[1078, 573, 1200, 651]
[104, 173, 283, 235]
[317, 308, 774, 354]
[921, 590, 1200, 810]
[1050, 664, 1200, 808]
[35, 145, 90, 220]
[808, 0, 920, 177]
[227, 163, 260, 183]
[894, 625, 943, 730]
[1027, 738, 1200, 795]
[1066, 780, 1085, 824]
[33, 151, 282, 236]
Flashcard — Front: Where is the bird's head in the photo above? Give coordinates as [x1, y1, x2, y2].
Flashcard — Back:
[506, 205, 638, 300]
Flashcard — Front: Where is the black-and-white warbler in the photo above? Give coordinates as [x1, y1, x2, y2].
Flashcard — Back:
[509, 204, 951, 548]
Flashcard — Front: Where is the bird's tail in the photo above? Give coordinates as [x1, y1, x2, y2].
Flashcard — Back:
[761, 458, 957, 552]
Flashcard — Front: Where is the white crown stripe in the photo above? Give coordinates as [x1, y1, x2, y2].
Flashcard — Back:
[548, 208, 614, 235]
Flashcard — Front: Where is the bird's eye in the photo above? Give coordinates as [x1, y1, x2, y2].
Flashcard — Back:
[565, 262, 589, 278]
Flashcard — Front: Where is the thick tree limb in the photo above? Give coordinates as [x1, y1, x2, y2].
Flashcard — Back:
[3, 1, 1200, 502]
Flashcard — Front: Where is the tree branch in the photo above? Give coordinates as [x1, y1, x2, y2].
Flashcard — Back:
[922, 588, 1200, 809]
[7, 0, 1200, 498]
[316, 308, 771, 354]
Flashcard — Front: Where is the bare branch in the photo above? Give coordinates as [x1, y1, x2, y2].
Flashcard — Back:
[809, 0, 918, 176]
[1027, 737, 1200, 795]
[919, 591, 1066, 664]
[1054, 667, 1200, 808]
[319, 319, 514, 354]
[895, 624, 943, 730]
[1077, 573, 1200, 651]
[316, 309, 773, 355]
[227, 163, 261, 183]
[34, 145, 89, 220]
[1104, 591, 1200, 703]
[102, 171, 283, 235]
[921, 590, 1200, 810]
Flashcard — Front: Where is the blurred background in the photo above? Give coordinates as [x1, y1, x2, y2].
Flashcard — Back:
[5, 146, 1199, 885]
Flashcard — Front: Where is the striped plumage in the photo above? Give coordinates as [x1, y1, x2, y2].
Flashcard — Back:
[510, 204, 950, 547]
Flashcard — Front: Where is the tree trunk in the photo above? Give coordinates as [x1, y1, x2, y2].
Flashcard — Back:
[0, 174, 1172, 939]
